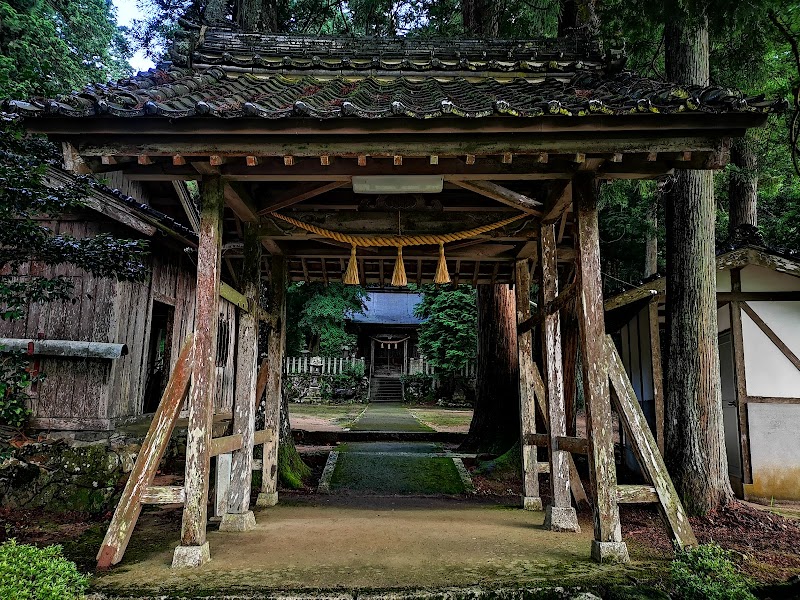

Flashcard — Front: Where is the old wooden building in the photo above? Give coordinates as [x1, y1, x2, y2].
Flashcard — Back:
[0, 169, 239, 431]
[605, 243, 800, 502]
[7, 27, 780, 569]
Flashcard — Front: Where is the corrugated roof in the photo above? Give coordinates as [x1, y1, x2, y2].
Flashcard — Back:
[349, 292, 423, 325]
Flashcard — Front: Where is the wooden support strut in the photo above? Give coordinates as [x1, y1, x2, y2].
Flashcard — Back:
[573, 173, 629, 563]
[606, 336, 698, 549]
[515, 259, 542, 511]
[97, 336, 194, 569]
[174, 174, 224, 568]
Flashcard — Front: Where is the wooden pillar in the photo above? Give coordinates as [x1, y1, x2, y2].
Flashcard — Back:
[648, 298, 666, 456]
[257, 255, 286, 507]
[573, 173, 629, 563]
[515, 259, 542, 510]
[173, 174, 224, 568]
[220, 223, 261, 531]
[539, 223, 580, 532]
[729, 268, 752, 485]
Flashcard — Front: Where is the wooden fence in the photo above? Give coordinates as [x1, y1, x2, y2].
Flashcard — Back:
[283, 356, 364, 376]
[408, 358, 476, 378]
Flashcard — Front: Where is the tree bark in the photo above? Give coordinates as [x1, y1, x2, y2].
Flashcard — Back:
[664, 14, 735, 515]
[462, 284, 520, 453]
[728, 134, 758, 239]
[461, 0, 498, 37]
[644, 183, 659, 278]
[237, 0, 279, 32]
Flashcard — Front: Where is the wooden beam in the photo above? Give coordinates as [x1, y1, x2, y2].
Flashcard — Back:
[246, 155, 261, 167]
[224, 224, 261, 523]
[320, 155, 330, 166]
[554, 436, 590, 455]
[730, 269, 752, 485]
[210, 155, 226, 166]
[648, 298, 666, 456]
[142, 486, 186, 505]
[542, 181, 573, 225]
[173, 154, 187, 166]
[172, 181, 200, 233]
[177, 174, 224, 564]
[284, 155, 295, 166]
[616, 485, 658, 504]
[502, 152, 513, 164]
[717, 291, 800, 302]
[741, 302, 800, 371]
[253, 429, 274, 445]
[97, 336, 193, 569]
[745, 395, 800, 404]
[516, 259, 542, 510]
[257, 256, 286, 508]
[465, 154, 476, 165]
[137, 155, 153, 166]
[210, 434, 244, 457]
[518, 279, 577, 335]
[258, 181, 349, 214]
[606, 336, 698, 549]
[539, 222, 579, 531]
[574, 173, 627, 562]
[450, 180, 543, 215]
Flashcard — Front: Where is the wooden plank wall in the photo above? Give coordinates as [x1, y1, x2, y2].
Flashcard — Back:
[1, 181, 238, 428]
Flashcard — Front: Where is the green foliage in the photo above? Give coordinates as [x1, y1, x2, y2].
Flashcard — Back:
[670, 543, 756, 600]
[0, 540, 89, 600]
[330, 362, 368, 402]
[0, 0, 130, 99]
[0, 351, 34, 427]
[286, 282, 366, 356]
[414, 285, 477, 375]
[400, 372, 436, 403]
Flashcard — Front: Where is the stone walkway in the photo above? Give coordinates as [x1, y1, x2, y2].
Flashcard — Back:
[321, 403, 472, 495]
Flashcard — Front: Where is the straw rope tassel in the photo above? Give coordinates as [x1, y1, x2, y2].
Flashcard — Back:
[435, 242, 451, 285]
[343, 244, 360, 285]
[391, 246, 407, 287]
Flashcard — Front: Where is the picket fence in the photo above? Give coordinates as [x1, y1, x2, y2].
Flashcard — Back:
[283, 356, 364, 376]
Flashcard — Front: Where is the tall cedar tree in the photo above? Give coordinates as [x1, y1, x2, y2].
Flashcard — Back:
[664, 13, 735, 514]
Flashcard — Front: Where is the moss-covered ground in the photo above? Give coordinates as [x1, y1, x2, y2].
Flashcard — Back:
[408, 407, 474, 431]
[330, 452, 465, 495]
[349, 403, 434, 432]
[290, 403, 367, 428]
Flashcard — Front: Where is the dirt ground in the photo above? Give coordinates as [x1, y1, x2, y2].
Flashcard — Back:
[89, 495, 657, 596]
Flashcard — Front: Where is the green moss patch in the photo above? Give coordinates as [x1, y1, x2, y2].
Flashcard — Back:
[350, 404, 434, 432]
[330, 454, 464, 494]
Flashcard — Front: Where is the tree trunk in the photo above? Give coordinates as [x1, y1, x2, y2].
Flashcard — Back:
[238, 0, 279, 31]
[462, 284, 520, 453]
[728, 134, 758, 239]
[664, 15, 735, 515]
[643, 183, 659, 278]
[558, 0, 600, 35]
[461, 0, 498, 37]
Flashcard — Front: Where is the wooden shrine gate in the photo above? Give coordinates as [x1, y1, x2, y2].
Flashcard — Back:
[11, 27, 778, 569]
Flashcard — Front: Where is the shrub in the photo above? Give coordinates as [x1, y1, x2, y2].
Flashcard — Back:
[670, 543, 756, 600]
[0, 540, 89, 600]
[0, 350, 34, 427]
[400, 373, 436, 403]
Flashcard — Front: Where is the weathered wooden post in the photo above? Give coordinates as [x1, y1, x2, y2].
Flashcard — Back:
[573, 173, 629, 563]
[539, 222, 580, 532]
[515, 259, 542, 510]
[257, 256, 286, 507]
[220, 223, 261, 531]
[172, 174, 224, 568]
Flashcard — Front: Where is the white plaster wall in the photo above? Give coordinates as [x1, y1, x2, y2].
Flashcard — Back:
[716, 268, 732, 292]
[741, 265, 800, 292]
[718, 303, 731, 332]
[747, 403, 800, 501]
[742, 301, 800, 398]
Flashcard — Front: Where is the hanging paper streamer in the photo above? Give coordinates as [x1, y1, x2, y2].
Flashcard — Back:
[434, 242, 451, 285]
[391, 246, 407, 287]
[343, 244, 360, 285]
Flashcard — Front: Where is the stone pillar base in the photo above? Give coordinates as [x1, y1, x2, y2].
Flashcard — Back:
[256, 491, 278, 507]
[219, 511, 256, 532]
[590, 540, 630, 564]
[544, 506, 581, 532]
[522, 496, 543, 511]
[171, 542, 210, 568]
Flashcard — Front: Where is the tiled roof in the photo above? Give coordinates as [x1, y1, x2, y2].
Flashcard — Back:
[6, 66, 780, 120]
[349, 292, 423, 325]
[4, 28, 784, 120]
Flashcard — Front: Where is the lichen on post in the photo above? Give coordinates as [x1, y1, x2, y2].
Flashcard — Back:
[173, 174, 224, 568]
[221, 223, 261, 532]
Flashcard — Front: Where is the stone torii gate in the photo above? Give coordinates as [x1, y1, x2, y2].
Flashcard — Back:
[8, 28, 778, 568]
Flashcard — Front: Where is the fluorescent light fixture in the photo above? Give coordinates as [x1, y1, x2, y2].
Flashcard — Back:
[352, 175, 444, 194]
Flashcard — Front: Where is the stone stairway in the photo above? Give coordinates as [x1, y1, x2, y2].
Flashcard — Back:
[370, 376, 403, 403]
